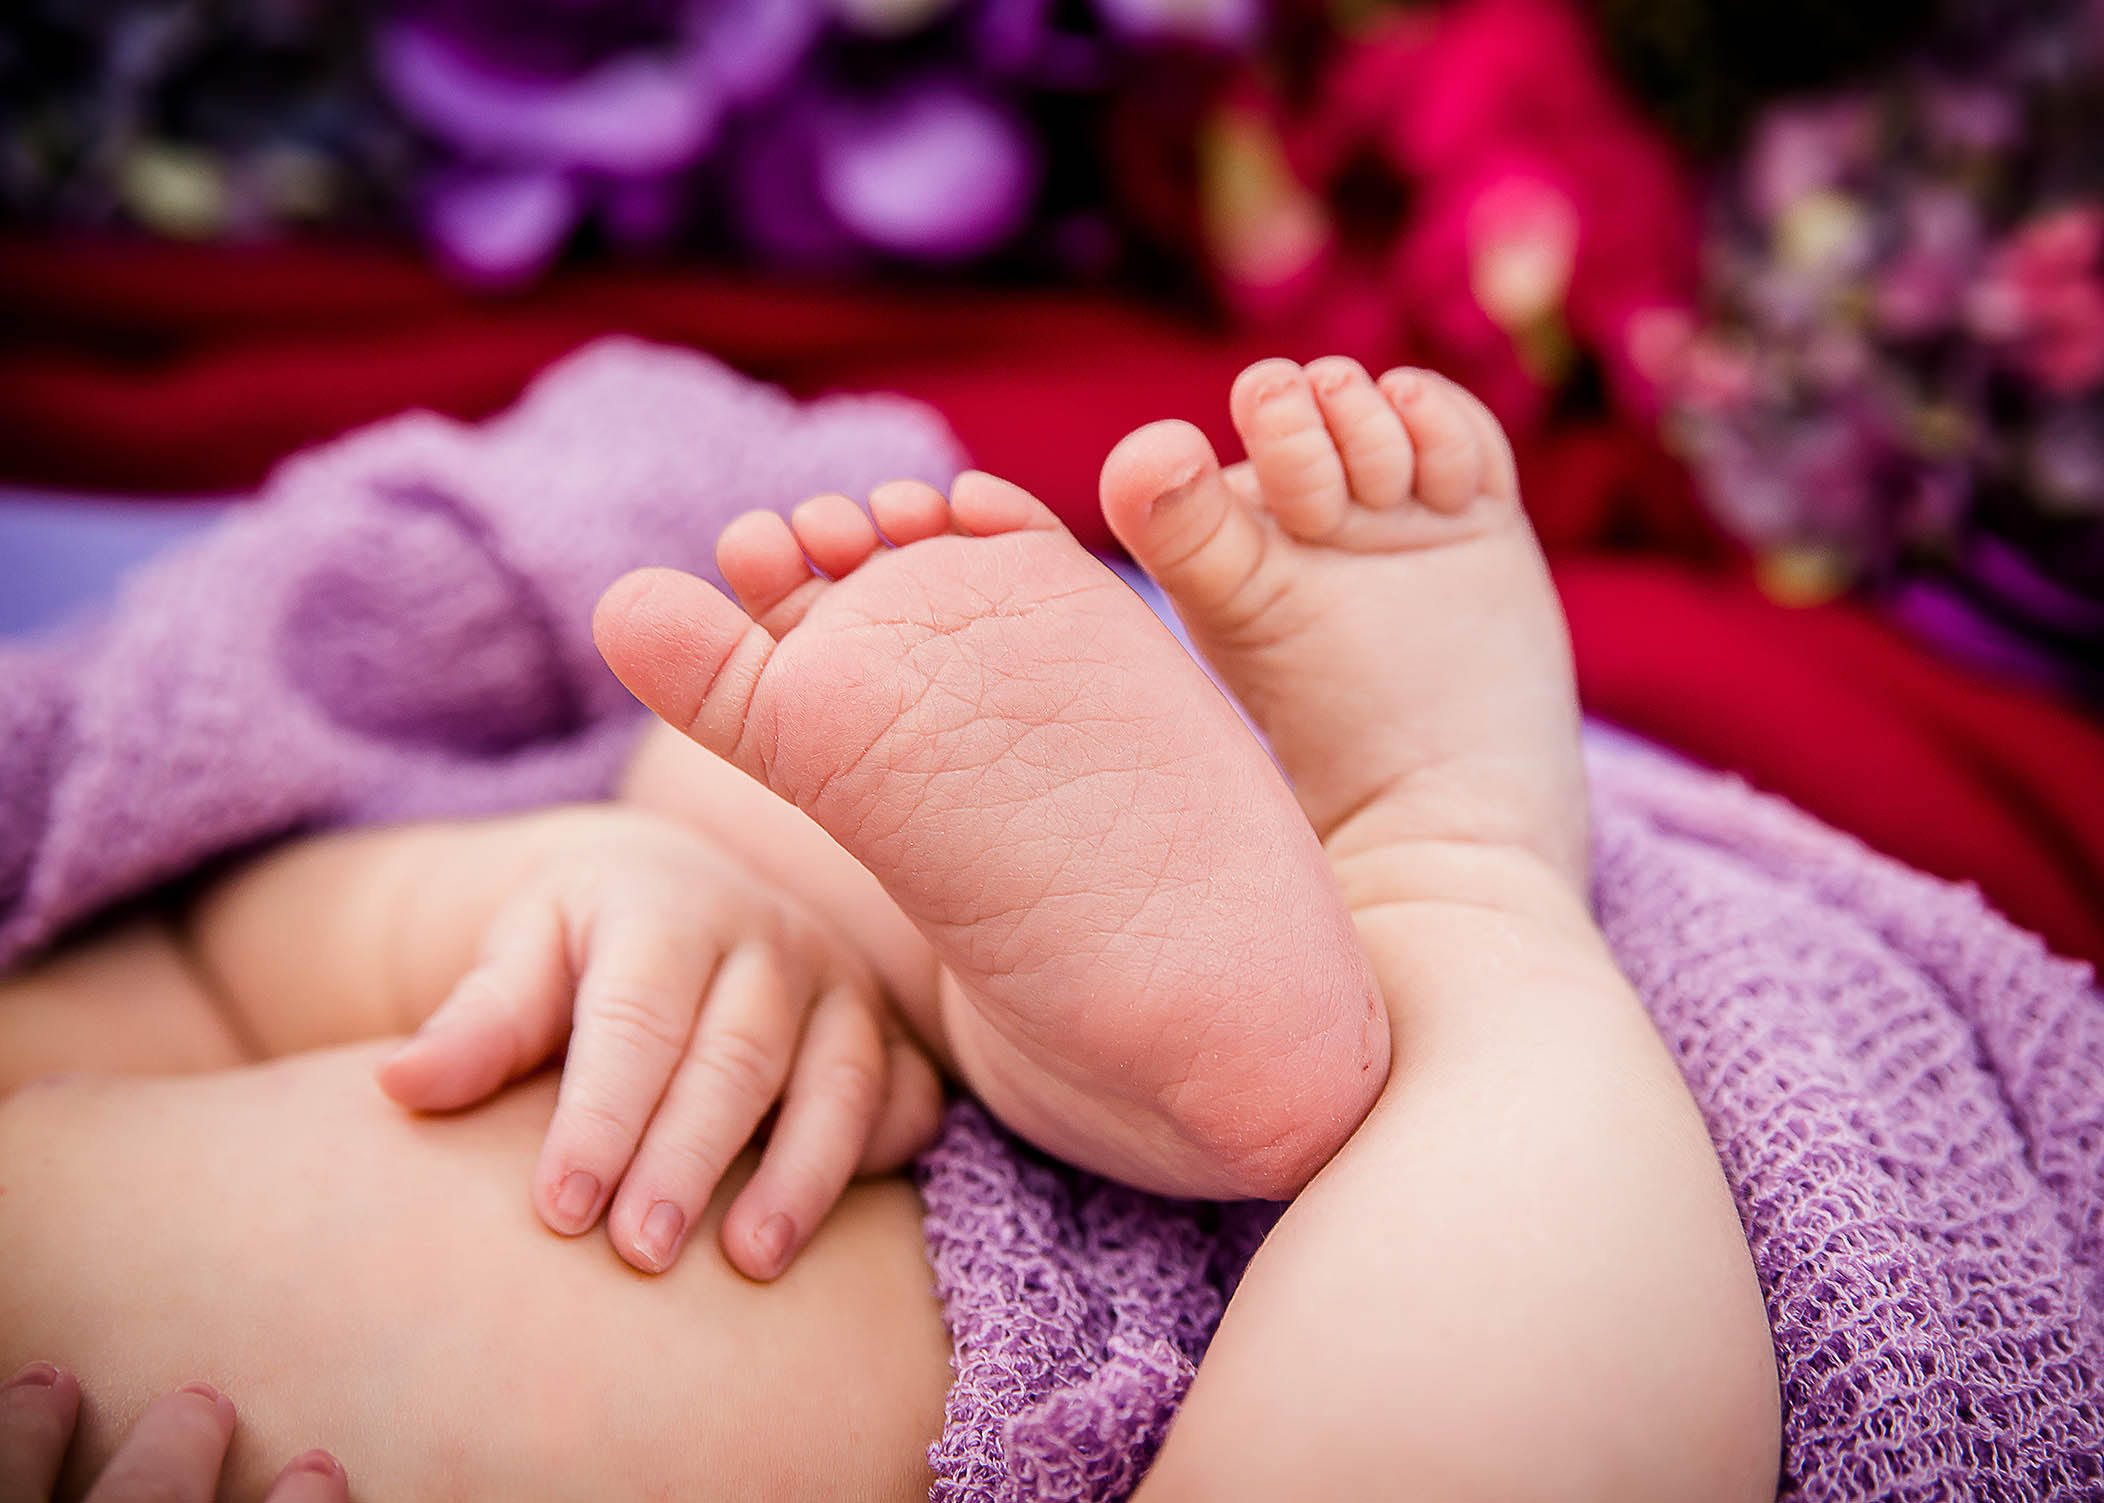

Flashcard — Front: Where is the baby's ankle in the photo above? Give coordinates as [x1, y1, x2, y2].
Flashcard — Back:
[1329, 830, 1604, 959]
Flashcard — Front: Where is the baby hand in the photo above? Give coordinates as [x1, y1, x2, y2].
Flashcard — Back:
[376, 807, 941, 1280]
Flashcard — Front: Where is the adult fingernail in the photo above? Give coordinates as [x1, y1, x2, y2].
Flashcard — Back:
[754, 1213, 795, 1274]
[637, 1201, 685, 1270]
[286, 1449, 345, 1480]
[4, 1362, 59, 1390]
[553, 1171, 601, 1231]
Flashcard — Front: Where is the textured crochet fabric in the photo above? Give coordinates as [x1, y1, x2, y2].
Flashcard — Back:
[6, 337, 2103, 1500]
[0, 336, 965, 969]
[918, 731, 2104, 1501]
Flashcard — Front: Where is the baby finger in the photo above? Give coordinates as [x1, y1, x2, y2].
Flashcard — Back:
[534, 906, 719, 1239]
[720, 986, 889, 1281]
[377, 889, 570, 1112]
[604, 943, 804, 1274]
[855, 1029, 946, 1176]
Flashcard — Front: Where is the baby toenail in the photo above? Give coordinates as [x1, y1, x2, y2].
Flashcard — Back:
[638, 1201, 685, 1269]
[1150, 461, 1205, 509]
[553, 1171, 601, 1230]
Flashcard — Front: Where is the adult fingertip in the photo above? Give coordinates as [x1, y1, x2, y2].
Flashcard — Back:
[270, 1448, 351, 1502]
[1, 1359, 79, 1420]
[177, 1378, 237, 1428]
[750, 1211, 798, 1281]
[3, 1361, 61, 1391]
[285, 1447, 346, 1480]
[624, 1198, 689, 1274]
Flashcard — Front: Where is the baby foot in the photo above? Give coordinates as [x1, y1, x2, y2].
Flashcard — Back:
[593, 473, 1387, 1199]
[1101, 358, 1588, 893]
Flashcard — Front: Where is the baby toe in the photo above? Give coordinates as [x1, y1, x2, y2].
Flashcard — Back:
[1230, 358, 1351, 540]
[948, 470, 1064, 537]
[868, 479, 953, 545]
[717, 511, 821, 628]
[1305, 356, 1413, 511]
[1100, 419, 1272, 627]
[1379, 367, 1484, 514]
[791, 493, 883, 580]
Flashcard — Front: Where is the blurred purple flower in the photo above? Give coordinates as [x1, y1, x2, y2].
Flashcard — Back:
[1666, 0, 2104, 701]
[819, 84, 1039, 259]
[1743, 99, 1878, 225]
[376, 0, 822, 282]
[1090, 0, 1260, 48]
[420, 165, 579, 284]
[732, 78, 1039, 267]
[1874, 187, 1984, 338]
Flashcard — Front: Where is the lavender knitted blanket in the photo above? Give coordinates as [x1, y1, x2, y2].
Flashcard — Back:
[5, 339, 2101, 1501]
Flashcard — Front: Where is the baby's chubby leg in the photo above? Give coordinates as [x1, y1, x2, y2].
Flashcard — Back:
[1103, 362, 1779, 1500]
[1138, 865, 1781, 1502]
[0, 916, 253, 1093]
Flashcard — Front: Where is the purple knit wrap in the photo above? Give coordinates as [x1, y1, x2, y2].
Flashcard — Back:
[0, 337, 965, 969]
[920, 735, 2104, 1501]
[3, 339, 2100, 1500]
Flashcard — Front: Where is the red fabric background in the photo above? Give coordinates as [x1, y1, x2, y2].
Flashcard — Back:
[3, 236, 2099, 968]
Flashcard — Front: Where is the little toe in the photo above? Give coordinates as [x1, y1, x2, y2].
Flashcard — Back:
[1306, 355, 1412, 510]
[791, 492, 884, 579]
[717, 511, 823, 632]
[1379, 367, 1485, 513]
[1438, 373, 1522, 501]
[948, 470, 1063, 536]
[869, 479, 954, 545]
[1100, 418, 1271, 628]
[1229, 358, 1352, 540]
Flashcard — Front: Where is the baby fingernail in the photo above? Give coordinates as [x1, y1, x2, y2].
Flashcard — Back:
[553, 1171, 601, 1231]
[287, 1449, 345, 1480]
[754, 1213, 795, 1274]
[637, 1201, 685, 1270]
[4, 1362, 59, 1390]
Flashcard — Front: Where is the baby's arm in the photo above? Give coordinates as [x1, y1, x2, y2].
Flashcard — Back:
[179, 814, 566, 1055]
[180, 806, 942, 1279]
[1134, 847, 1780, 1502]
[0, 817, 536, 1096]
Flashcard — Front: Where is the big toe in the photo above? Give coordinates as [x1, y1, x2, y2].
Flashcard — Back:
[593, 566, 776, 758]
[1101, 419, 1269, 624]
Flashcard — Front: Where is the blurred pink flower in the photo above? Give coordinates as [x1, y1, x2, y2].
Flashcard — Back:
[1212, 0, 1697, 438]
[1971, 202, 2104, 395]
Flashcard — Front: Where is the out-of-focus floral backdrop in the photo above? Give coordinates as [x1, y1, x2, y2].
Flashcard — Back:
[7, 0, 2104, 968]
[7, 0, 2100, 701]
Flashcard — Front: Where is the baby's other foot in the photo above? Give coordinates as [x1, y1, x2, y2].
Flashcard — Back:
[593, 474, 1386, 1199]
[1101, 359, 1587, 893]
